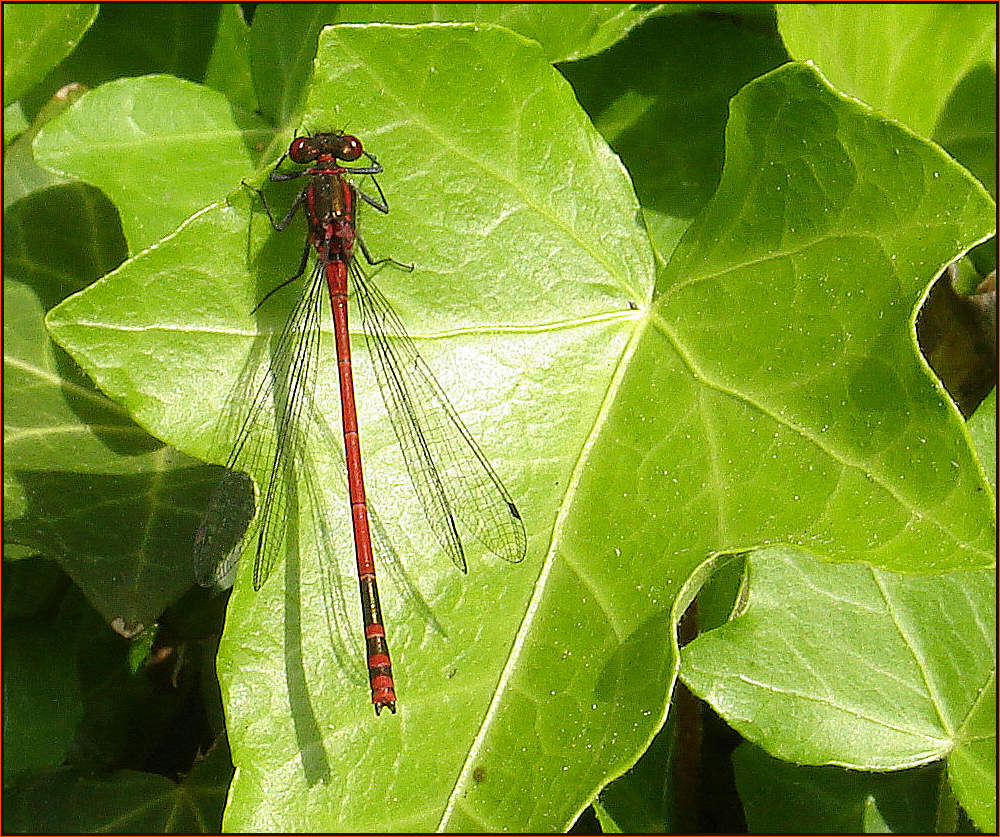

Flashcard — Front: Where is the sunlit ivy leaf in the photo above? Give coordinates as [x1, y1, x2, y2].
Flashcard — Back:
[246, 3, 655, 128]
[778, 5, 996, 137]
[682, 549, 995, 764]
[2, 4, 97, 103]
[778, 6, 998, 275]
[680, 387, 996, 832]
[681, 549, 996, 828]
[43, 23, 994, 832]
[655, 62, 994, 571]
[967, 387, 996, 492]
[34, 76, 272, 253]
[329, 4, 656, 62]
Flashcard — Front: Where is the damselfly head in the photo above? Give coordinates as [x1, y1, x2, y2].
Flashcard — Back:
[288, 132, 364, 164]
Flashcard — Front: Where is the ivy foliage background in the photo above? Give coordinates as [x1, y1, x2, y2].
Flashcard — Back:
[3, 4, 995, 833]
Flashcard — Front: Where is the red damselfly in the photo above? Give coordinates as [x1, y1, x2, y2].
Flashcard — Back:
[194, 131, 527, 715]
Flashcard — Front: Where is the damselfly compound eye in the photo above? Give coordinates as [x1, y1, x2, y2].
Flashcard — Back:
[337, 134, 363, 162]
[288, 136, 317, 163]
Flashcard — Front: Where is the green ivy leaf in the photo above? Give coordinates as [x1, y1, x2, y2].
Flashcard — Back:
[682, 543, 996, 831]
[778, 4, 996, 137]
[2, 4, 97, 103]
[34, 76, 272, 254]
[593, 722, 675, 832]
[4, 101, 29, 146]
[3, 183, 222, 635]
[41, 23, 995, 832]
[611, 390, 998, 833]
[733, 744, 942, 832]
[682, 549, 994, 764]
[3, 610, 85, 776]
[561, 11, 789, 259]
[247, 3, 656, 129]
[204, 4, 257, 116]
[2, 737, 232, 833]
[655, 63, 994, 570]
[329, 3, 657, 63]
[934, 63, 998, 200]
[4, 82, 90, 209]
[967, 387, 996, 493]
[778, 6, 997, 274]
[19, 4, 231, 119]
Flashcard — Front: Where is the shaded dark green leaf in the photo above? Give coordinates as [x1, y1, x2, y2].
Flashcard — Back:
[2, 761, 224, 834]
[204, 4, 257, 116]
[18, 4, 223, 118]
[247, 2, 654, 129]
[733, 744, 942, 833]
[3, 184, 221, 634]
[2, 610, 85, 777]
[562, 11, 787, 257]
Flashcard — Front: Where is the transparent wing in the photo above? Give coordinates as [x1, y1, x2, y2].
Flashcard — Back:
[352, 262, 527, 573]
[305, 397, 446, 637]
[300, 401, 446, 681]
[194, 261, 327, 591]
[297, 430, 365, 681]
